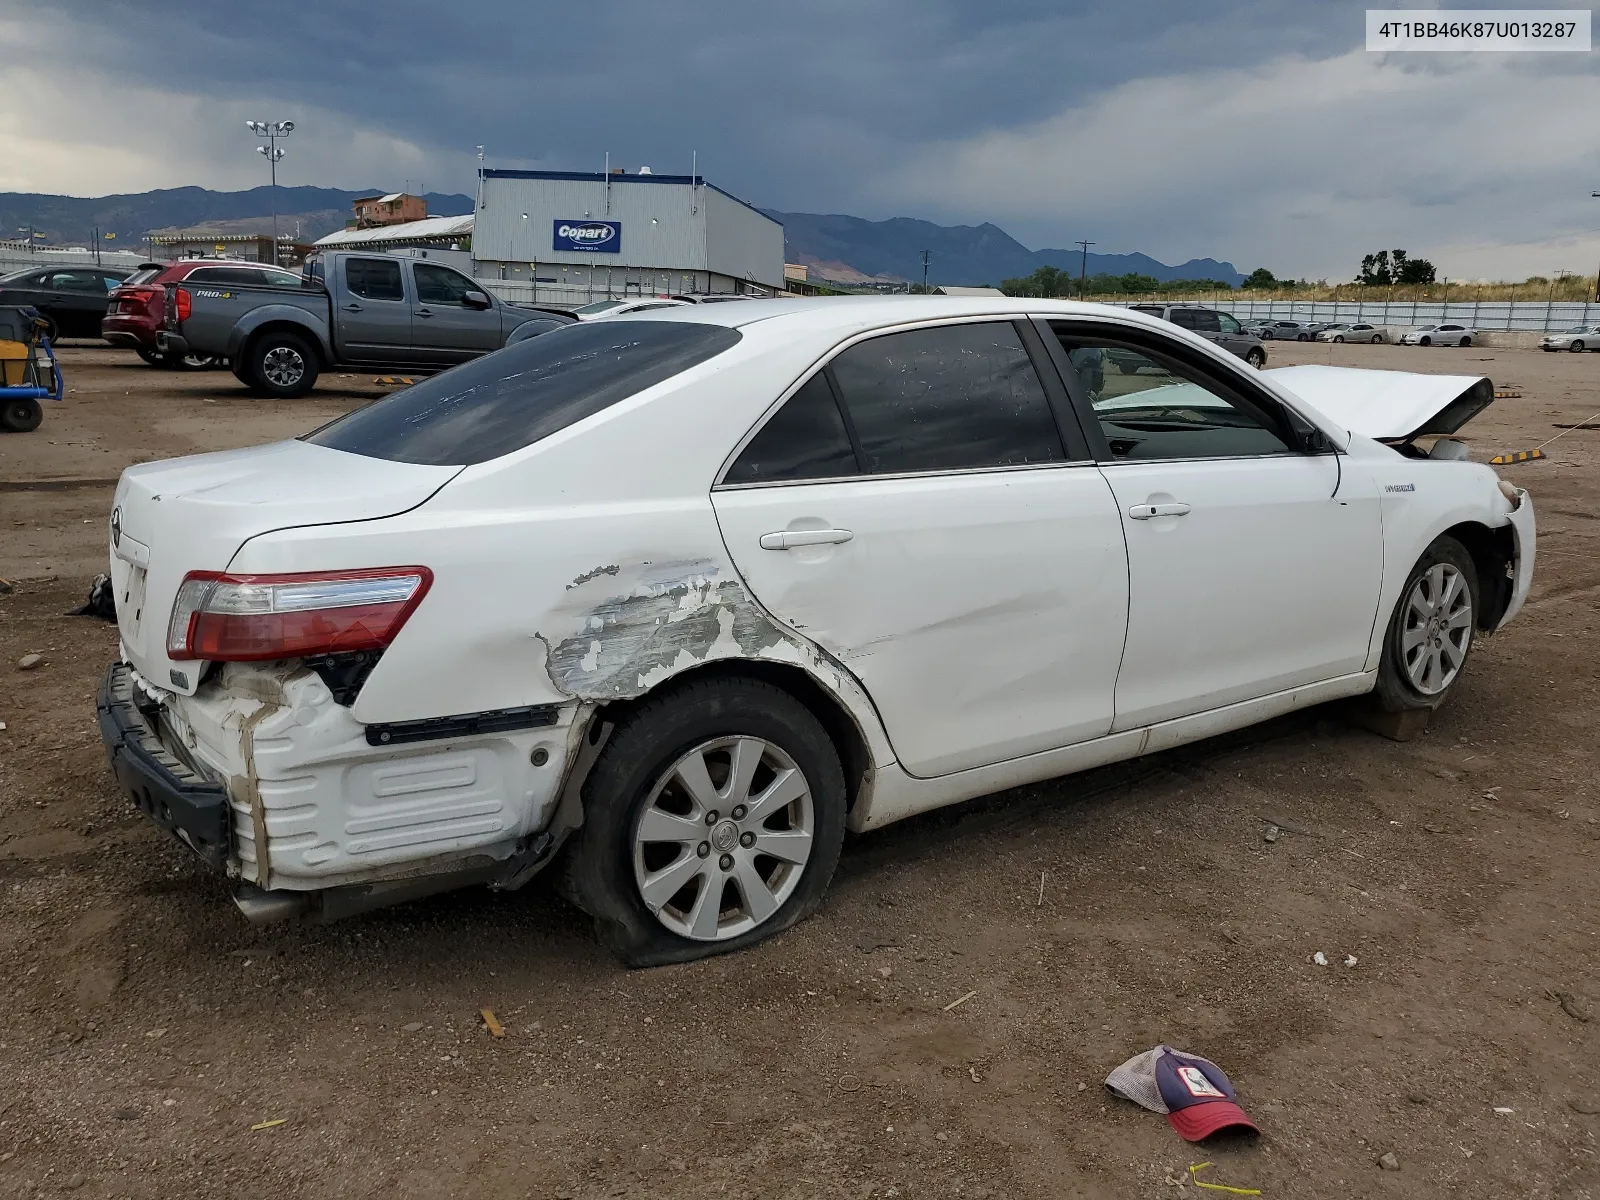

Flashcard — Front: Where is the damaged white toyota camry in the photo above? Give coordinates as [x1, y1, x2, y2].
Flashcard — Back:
[98, 298, 1535, 965]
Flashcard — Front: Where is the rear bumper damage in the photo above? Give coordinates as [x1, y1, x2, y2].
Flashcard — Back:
[96, 659, 587, 923]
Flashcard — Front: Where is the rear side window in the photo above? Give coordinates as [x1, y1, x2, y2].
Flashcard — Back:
[1168, 309, 1198, 329]
[724, 373, 859, 485]
[828, 322, 1064, 474]
[345, 258, 404, 301]
[1186, 309, 1222, 332]
[307, 320, 742, 466]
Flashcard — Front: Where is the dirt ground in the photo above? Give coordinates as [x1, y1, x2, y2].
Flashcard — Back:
[1, 338, 1597, 1199]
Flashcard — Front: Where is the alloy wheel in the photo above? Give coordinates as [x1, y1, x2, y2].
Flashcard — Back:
[1400, 563, 1473, 695]
[632, 736, 815, 941]
[262, 346, 305, 387]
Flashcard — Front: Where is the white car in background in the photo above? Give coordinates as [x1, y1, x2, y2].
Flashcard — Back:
[1402, 323, 1474, 347]
[97, 298, 1535, 965]
[1540, 325, 1600, 352]
[1317, 323, 1386, 344]
[573, 297, 691, 320]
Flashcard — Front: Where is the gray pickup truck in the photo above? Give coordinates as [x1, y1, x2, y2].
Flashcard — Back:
[157, 251, 574, 398]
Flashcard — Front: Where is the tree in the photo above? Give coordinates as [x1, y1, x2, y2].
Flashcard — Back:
[1358, 248, 1436, 286]
[1242, 267, 1278, 289]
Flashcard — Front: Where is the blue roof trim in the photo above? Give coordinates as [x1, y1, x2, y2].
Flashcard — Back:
[479, 169, 781, 227]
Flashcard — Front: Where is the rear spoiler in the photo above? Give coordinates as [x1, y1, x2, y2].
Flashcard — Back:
[1265, 365, 1496, 443]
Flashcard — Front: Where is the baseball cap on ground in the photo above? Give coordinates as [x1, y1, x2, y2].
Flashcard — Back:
[1105, 1046, 1259, 1141]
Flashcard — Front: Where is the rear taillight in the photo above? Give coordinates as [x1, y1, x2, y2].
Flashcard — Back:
[166, 568, 432, 662]
[174, 287, 192, 322]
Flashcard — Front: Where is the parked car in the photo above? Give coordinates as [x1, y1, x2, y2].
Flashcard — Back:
[670, 293, 758, 304]
[105, 260, 304, 368]
[1401, 324, 1474, 347]
[157, 251, 576, 397]
[1540, 325, 1600, 352]
[98, 298, 1534, 964]
[0, 264, 132, 340]
[1127, 304, 1266, 367]
[1301, 322, 1339, 337]
[573, 297, 692, 319]
[1317, 323, 1386, 344]
[1246, 319, 1312, 341]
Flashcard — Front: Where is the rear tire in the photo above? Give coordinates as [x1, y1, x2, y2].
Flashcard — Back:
[1459, 336, 1472, 347]
[246, 331, 319, 398]
[1372, 536, 1479, 714]
[1371, 333, 1384, 343]
[0, 396, 42, 433]
[562, 677, 847, 967]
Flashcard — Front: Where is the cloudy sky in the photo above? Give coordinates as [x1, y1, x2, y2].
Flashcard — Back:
[2, 0, 1597, 280]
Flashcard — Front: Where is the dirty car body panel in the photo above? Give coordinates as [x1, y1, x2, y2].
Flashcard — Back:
[96, 298, 1536, 944]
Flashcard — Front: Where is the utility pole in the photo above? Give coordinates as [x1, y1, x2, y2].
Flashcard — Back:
[1075, 239, 1095, 299]
[246, 120, 295, 264]
[1591, 192, 1600, 302]
[920, 249, 931, 294]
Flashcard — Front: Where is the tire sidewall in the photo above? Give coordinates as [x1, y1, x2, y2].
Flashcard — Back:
[566, 679, 847, 967]
[0, 397, 42, 433]
[1374, 536, 1480, 712]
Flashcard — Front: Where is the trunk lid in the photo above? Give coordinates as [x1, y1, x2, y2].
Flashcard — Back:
[109, 439, 460, 695]
[1266, 365, 1495, 443]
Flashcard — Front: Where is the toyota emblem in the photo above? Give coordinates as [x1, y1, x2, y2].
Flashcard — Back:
[110, 506, 122, 549]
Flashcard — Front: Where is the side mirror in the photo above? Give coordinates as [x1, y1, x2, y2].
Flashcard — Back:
[463, 290, 491, 309]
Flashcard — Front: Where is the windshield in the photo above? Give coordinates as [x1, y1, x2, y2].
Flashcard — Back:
[573, 300, 627, 315]
[1564, 326, 1589, 333]
[306, 320, 742, 466]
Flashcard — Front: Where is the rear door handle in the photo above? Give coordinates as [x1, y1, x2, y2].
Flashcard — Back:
[1128, 502, 1191, 520]
[416, 308, 432, 318]
[343, 303, 363, 311]
[759, 528, 854, 550]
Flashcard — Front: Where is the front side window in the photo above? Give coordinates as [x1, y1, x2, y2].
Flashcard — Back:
[414, 263, 479, 305]
[345, 257, 404, 302]
[307, 320, 741, 466]
[1052, 330, 1291, 462]
[48, 271, 104, 292]
[724, 373, 859, 485]
[1217, 313, 1242, 333]
[827, 322, 1064, 474]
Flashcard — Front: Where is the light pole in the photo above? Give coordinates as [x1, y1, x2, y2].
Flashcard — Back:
[246, 120, 295, 264]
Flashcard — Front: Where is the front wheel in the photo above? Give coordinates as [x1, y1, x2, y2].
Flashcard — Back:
[1419, 336, 1432, 346]
[562, 677, 847, 967]
[1258, 330, 1274, 340]
[1333, 335, 1345, 343]
[1571, 341, 1586, 352]
[1373, 536, 1479, 713]
[246, 331, 319, 398]
[1244, 347, 1266, 368]
[0, 396, 42, 433]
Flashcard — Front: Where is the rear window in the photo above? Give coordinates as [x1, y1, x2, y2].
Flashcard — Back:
[122, 267, 163, 287]
[306, 320, 742, 466]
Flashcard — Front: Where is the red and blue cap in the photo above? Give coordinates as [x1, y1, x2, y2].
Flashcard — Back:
[1104, 1045, 1259, 1142]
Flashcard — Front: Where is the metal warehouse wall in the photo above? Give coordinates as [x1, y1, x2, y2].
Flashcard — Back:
[702, 187, 784, 288]
[474, 175, 707, 270]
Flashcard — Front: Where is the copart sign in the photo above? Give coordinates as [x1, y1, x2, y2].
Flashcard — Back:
[553, 220, 621, 253]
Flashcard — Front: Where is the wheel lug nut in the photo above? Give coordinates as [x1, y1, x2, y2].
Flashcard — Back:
[740, 831, 756, 848]
[696, 842, 710, 858]
[732, 805, 747, 820]
[719, 854, 734, 871]
[704, 810, 719, 825]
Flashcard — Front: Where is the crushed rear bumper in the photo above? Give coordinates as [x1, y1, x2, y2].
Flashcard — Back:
[96, 662, 230, 871]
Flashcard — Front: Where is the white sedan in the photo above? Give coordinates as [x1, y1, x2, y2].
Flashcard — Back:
[1401, 323, 1474, 347]
[1540, 326, 1600, 352]
[97, 298, 1535, 964]
[572, 296, 690, 320]
[1317, 323, 1385, 344]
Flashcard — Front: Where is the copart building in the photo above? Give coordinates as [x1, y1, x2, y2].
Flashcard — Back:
[471, 168, 784, 306]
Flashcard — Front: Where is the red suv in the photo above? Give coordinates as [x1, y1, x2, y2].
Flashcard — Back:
[104, 259, 304, 368]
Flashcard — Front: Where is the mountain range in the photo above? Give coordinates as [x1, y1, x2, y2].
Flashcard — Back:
[0, 186, 1244, 287]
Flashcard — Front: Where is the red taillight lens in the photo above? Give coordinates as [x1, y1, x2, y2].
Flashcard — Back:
[174, 287, 192, 322]
[167, 568, 432, 661]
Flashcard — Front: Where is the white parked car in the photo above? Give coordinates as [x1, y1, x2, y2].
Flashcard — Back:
[1317, 323, 1385, 344]
[97, 298, 1535, 964]
[1540, 325, 1600, 352]
[572, 297, 690, 320]
[1401, 323, 1474, 347]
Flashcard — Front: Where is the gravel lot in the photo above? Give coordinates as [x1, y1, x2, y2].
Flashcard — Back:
[1, 339, 1597, 1199]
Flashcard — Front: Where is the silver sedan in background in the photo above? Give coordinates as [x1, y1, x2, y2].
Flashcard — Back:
[1317, 323, 1385, 344]
[1541, 325, 1600, 352]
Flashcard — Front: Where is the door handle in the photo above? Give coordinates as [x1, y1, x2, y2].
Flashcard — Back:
[759, 528, 854, 550]
[416, 308, 432, 318]
[1128, 502, 1191, 520]
[343, 303, 362, 311]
